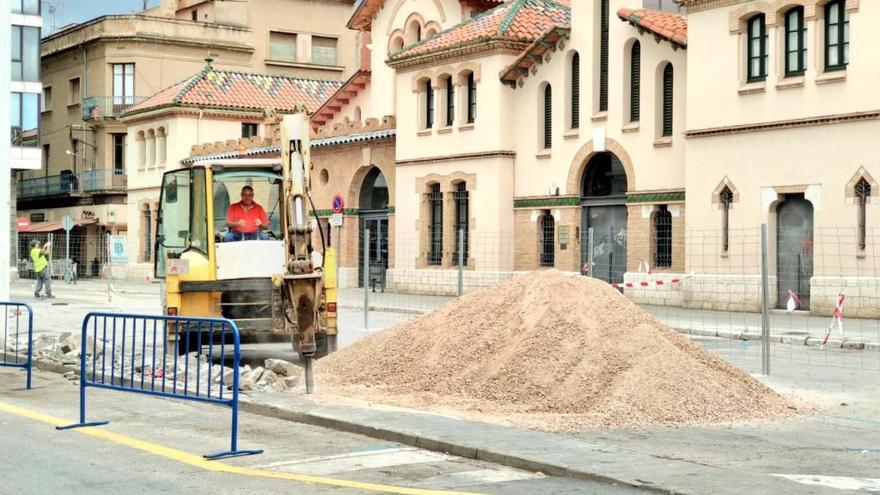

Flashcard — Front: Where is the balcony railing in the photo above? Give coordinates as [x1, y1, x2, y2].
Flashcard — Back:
[82, 96, 148, 120]
[82, 169, 127, 192]
[18, 170, 127, 199]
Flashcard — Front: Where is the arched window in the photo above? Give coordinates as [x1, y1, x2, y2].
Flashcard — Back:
[653, 206, 672, 268]
[466, 72, 476, 124]
[569, 52, 580, 129]
[428, 183, 443, 265]
[406, 20, 422, 44]
[442, 75, 454, 127]
[540, 210, 555, 267]
[720, 186, 733, 252]
[156, 127, 167, 166]
[425, 80, 434, 129]
[825, 0, 849, 71]
[136, 131, 145, 168]
[146, 129, 156, 166]
[785, 7, 806, 76]
[747, 14, 768, 81]
[542, 83, 552, 149]
[630, 41, 641, 122]
[662, 64, 673, 137]
[353, 106, 362, 122]
[856, 178, 871, 250]
[453, 182, 469, 266]
[598, 0, 609, 112]
[389, 35, 404, 53]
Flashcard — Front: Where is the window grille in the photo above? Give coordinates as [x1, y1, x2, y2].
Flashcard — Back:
[428, 184, 443, 265]
[453, 183, 469, 266]
[720, 187, 733, 252]
[540, 211, 555, 267]
[654, 206, 672, 268]
[857, 179, 871, 251]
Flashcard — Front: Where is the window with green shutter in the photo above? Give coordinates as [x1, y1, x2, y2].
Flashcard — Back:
[543, 84, 553, 149]
[599, 0, 609, 112]
[785, 7, 806, 76]
[825, 0, 849, 71]
[747, 14, 768, 81]
[630, 41, 640, 122]
[662, 64, 673, 137]
[570, 53, 580, 129]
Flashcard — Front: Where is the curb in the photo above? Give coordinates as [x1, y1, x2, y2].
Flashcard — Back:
[677, 327, 880, 352]
[238, 399, 667, 494]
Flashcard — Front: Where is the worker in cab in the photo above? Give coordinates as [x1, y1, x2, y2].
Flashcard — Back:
[224, 185, 270, 241]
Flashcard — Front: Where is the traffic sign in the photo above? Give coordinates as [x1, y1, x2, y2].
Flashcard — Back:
[329, 213, 343, 227]
[16, 217, 30, 231]
[61, 214, 75, 232]
[331, 194, 345, 214]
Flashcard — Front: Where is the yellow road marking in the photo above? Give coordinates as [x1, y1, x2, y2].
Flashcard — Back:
[0, 401, 489, 495]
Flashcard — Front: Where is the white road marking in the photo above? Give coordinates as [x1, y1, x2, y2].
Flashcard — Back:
[772, 474, 880, 492]
[413, 468, 538, 490]
[255, 447, 452, 475]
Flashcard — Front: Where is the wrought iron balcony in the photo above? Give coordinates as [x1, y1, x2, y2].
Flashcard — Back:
[82, 96, 148, 121]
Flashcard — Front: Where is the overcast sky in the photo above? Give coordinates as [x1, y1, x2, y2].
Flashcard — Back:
[45, 0, 160, 34]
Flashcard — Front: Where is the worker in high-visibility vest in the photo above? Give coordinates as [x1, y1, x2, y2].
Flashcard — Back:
[30, 240, 54, 299]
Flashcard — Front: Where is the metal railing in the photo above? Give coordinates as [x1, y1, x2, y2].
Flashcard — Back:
[0, 302, 34, 390]
[83, 96, 149, 120]
[18, 170, 127, 198]
[82, 169, 127, 192]
[57, 312, 263, 460]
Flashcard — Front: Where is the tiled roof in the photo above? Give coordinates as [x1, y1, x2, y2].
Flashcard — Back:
[617, 8, 687, 48]
[389, 0, 570, 63]
[182, 129, 397, 164]
[310, 70, 371, 128]
[348, 0, 505, 31]
[124, 66, 342, 117]
[500, 25, 570, 86]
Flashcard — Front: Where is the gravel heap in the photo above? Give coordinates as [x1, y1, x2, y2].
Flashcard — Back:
[316, 270, 796, 430]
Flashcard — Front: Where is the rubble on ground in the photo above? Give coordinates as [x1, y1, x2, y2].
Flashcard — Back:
[13, 333, 304, 394]
[316, 270, 798, 431]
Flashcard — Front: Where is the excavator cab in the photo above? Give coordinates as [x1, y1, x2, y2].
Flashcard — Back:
[154, 159, 337, 359]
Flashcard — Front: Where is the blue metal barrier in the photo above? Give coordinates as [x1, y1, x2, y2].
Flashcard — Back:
[56, 312, 262, 460]
[0, 302, 33, 390]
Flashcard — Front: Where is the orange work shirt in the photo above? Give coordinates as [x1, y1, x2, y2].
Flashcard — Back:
[227, 201, 268, 233]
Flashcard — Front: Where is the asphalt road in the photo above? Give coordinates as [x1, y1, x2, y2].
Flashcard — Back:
[0, 369, 647, 495]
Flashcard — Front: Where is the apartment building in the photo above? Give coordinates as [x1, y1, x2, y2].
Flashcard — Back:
[3, 0, 42, 297]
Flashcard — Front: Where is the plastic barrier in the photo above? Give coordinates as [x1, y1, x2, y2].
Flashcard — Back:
[57, 312, 262, 460]
[0, 302, 33, 390]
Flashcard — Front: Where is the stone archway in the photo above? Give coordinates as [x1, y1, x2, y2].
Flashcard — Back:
[565, 138, 636, 196]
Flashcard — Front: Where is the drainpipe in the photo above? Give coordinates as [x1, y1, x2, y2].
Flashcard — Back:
[197, 107, 204, 143]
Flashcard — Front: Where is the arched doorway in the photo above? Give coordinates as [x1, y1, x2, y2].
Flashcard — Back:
[581, 152, 628, 284]
[358, 168, 389, 289]
[776, 195, 813, 309]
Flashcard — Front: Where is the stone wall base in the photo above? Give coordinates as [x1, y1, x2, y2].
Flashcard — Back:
[385, 268, 519, 296]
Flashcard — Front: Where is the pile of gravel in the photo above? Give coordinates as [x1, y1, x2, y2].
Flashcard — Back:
[316, 270, 797, 430]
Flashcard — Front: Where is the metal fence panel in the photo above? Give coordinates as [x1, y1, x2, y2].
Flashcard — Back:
[0, 302, 34, 389]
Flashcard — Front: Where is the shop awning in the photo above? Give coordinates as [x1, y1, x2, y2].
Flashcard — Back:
[20, 218, 97, 233]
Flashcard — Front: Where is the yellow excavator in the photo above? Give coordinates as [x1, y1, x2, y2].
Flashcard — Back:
[154, 109, 335, 391]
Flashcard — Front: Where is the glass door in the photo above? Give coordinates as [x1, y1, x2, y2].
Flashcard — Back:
[582, 205, 628, 285]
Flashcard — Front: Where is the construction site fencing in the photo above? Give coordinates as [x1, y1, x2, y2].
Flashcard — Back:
[56, 312, 262, 460]
[337, 225, 880, 374]
[18, 231, 150, 283]
[0, 302, 34, 389]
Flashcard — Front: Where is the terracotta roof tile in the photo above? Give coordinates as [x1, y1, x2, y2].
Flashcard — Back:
[389, 0, 570, 62]
[349, 0, 505, 31]
[124, 67, 342, 117]
[617, 8, 687, 48]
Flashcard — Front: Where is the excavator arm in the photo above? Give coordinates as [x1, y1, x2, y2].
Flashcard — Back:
[278, 108, 323, 392]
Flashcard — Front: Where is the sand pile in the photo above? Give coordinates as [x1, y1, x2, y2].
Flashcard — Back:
[316, 270, 796, 430]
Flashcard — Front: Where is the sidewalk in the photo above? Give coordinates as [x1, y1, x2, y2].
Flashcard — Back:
[244, 349, 880, 495]
[338, 288, 880, 350]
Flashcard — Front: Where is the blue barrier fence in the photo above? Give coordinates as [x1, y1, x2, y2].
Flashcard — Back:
[0, 302, 33, 390]
[57, 312, 262, 460]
